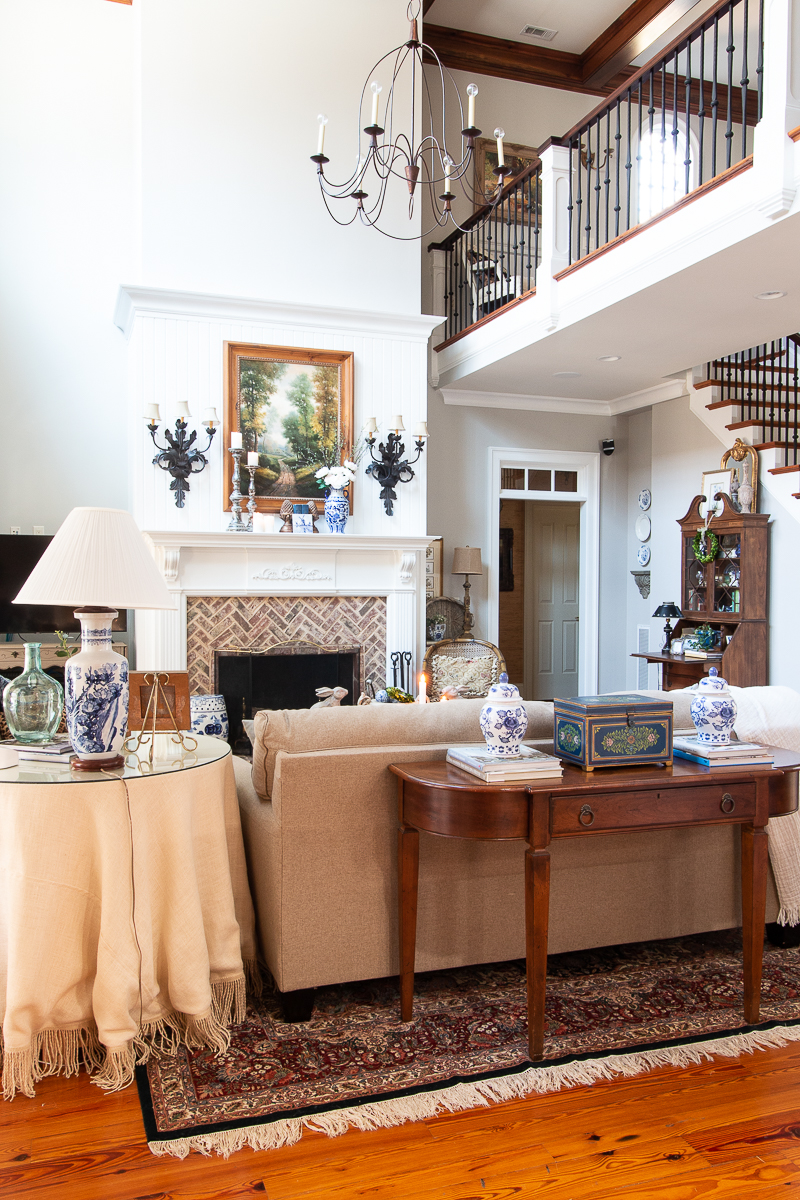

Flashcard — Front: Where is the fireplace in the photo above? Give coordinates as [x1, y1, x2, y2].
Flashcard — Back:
[215, 643, 361, 744]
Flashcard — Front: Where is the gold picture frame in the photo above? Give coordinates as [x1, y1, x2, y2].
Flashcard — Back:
[474, 137, 540, 211]
[223, 342, 354, 514]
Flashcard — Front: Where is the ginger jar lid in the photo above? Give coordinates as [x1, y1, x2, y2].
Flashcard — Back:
[696, 666, 728, 692]
[486, 672, 521, 703]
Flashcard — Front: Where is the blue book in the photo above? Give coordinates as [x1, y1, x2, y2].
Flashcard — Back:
[673, 747, 773, 767]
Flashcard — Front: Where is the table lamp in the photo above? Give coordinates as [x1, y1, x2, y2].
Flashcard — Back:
[452, 546, 482, 639]
[13, 507, 174, 770]
[653, 601, 682, 652]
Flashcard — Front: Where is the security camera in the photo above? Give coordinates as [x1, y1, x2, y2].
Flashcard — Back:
[602, 438, 615, 456]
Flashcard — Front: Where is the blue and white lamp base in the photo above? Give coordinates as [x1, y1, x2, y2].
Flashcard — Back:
[65, 609, 129, 769]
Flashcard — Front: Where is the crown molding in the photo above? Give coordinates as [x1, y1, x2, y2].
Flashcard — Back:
[114, 285, 443, 343]
[440, 377, 687, 416]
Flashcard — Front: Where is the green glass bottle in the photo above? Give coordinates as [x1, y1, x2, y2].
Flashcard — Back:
[3, 643, 64, 743]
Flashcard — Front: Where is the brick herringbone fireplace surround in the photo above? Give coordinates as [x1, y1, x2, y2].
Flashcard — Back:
[186, 595, 387, 697]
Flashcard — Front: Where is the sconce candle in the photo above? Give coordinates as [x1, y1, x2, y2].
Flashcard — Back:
[364, 413, 427, 516]
[147, 402, 218, 508]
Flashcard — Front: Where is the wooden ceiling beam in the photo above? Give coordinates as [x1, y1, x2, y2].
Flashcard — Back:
[424, 0, 706, 97]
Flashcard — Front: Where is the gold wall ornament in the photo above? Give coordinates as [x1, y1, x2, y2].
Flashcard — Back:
[721, 439, 758, 514]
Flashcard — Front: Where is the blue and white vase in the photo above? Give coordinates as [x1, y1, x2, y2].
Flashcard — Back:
[324, 486, 349, 534]
[690, 667, 737, 745]
[190, 694, 229, 739]
[479, 672, 528, 757]
[65, 610, 129, 766]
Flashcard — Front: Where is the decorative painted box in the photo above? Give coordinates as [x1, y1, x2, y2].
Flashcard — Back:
[554, 694, 673, 771]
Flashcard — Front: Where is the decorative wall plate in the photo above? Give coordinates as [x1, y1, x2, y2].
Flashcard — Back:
[637, 544, 651, 566]
[638, 488, 652, 511]
[634, 515, 651, 542]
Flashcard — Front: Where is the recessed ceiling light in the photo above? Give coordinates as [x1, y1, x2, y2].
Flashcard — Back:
[598, 355, 621, 362]
[553, 370, 581, 378]
[755, 290, 786, 300]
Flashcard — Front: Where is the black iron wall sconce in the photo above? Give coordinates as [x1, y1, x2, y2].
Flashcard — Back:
[144, 402, 219, 508]
[363, 415, 428, 516]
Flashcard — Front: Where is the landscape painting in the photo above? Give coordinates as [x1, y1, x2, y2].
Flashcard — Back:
[224, 343, 354, 513]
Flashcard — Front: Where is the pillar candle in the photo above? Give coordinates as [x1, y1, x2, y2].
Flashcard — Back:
[417, 673, 427, 703]
[247, 452, 259, 466]
[230, 432, 243, 449]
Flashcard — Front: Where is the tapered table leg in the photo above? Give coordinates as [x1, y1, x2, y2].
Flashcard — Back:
[526, 846, 551, 1060]
[741, 821, 769, 1025]
[399, 821, 420, 1022]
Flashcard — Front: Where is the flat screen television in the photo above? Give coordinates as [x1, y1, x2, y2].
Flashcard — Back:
[0, 535, 127, 634]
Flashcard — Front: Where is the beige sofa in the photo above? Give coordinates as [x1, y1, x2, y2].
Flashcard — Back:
[234, 692, 780, 1007]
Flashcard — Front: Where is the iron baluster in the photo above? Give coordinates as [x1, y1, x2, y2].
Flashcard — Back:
[698, 28, 706, 185]
[625, 88, 633, 231]
[712, 14, 720, 178]
[614, 98, 622, 236]
[741, 0, 749, 158]
[684, 40, 692, 196]
[725, 3, 734, 169]
[757, 0, 765, 120]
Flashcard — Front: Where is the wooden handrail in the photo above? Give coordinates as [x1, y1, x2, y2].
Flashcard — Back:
[428, 158, 541, 252]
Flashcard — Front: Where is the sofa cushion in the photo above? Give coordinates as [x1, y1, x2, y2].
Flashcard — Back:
[251, 698, 555, 800]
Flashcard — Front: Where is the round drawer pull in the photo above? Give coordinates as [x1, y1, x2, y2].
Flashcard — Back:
[720, 793, 736, 814]
[579, 804, 595, 827]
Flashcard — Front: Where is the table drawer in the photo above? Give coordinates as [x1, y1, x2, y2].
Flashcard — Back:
[551, 782, 756, 835]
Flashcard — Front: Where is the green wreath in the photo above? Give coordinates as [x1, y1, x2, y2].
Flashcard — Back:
[692, 529, 719, 563]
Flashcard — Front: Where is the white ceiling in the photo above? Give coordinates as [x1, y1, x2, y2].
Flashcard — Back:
[425, 0, 626, 54]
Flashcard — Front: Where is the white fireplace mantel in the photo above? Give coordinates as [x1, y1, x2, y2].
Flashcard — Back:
[135, 530, 432, 682]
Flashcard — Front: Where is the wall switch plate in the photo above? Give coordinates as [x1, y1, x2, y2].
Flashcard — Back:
[10, 526, 20, 535]
[33, 526, 44, 535]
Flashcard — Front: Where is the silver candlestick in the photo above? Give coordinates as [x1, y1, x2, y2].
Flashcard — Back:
[227, 447, 247, 531]
[245, 465, 257, 530]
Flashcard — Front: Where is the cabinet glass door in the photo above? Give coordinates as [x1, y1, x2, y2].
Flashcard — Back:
[684, 537, 708, 612]
[713, 534, 741, 613]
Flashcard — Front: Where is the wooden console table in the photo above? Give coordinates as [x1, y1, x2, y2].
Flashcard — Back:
[390, 752, 800, 1061]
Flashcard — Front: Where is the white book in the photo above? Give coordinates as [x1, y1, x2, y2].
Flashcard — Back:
[448, 757, 563, 784]
[673, 736, 767, 757]
[7, 737, 74, 759]
[447, 744, 562, 772]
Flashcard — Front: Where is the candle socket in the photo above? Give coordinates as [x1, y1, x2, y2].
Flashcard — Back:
[227, 447, 248, 532]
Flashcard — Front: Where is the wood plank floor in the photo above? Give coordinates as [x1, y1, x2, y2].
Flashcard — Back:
[4, 1042, 800, 1199]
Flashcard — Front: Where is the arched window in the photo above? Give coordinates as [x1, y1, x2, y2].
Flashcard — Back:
[637, 121, 698, 223]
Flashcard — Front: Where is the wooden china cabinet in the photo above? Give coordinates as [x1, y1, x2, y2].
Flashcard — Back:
[634, 494, 769, 690]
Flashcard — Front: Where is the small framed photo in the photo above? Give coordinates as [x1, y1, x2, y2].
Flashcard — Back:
[700, 468, 734, 520]
[128, 671, 191, 732]
[425, 537, 443, 598]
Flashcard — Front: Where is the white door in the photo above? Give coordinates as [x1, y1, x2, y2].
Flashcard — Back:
[524, 501, 580, 701]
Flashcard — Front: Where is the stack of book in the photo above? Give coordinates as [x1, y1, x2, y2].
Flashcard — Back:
[446, 744, 563, 783]
[4, 736, 75, 763]
[672, 735, 774, 768]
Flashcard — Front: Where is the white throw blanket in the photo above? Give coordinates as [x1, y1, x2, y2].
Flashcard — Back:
[730, 685, 800, 925]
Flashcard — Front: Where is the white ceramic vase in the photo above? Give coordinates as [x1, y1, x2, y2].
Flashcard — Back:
[479, 672, 528, 757]
[65, 610, 129, 765]
[690, 667, 737, 745]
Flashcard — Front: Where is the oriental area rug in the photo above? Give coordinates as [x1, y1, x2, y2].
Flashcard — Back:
[138, 931, 800, 1158]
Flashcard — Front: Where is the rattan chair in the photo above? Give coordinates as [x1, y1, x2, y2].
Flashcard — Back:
[422, 637, 507, 701]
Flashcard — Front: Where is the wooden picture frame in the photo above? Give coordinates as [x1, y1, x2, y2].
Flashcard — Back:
[223, 342, 354, 514]
[474, 137, 540, 211]
[128, 671, 191, 732]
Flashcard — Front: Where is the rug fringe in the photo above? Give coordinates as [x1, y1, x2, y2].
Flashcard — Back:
[146, 1021, 800, 1159]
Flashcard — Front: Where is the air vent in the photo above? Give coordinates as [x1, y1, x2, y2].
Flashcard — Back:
[520, 25, 558, 41]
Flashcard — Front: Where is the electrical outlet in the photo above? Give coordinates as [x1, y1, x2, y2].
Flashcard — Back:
[33, 525, 44, 535]
[10, 526, 20, 535]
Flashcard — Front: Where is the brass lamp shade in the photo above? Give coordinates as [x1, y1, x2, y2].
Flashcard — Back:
[452, 546, 482, 576]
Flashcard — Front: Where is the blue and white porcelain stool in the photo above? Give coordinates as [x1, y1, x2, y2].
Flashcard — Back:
[190, 694, 230, 740]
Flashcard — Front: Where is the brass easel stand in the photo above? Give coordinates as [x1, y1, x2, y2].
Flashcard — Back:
[123, 670, 198, 771]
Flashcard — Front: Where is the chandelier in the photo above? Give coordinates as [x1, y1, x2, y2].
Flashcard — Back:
[310, 1, 510, 240]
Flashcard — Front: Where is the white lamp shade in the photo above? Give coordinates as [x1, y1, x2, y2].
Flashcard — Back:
[202, 407, 218, 425]
[175, 401, 191, 419]
[388, 415, 405, 432]
[13, 507, 174, 610]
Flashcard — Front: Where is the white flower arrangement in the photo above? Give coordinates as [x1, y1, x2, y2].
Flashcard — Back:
[315, 460, 357, 491]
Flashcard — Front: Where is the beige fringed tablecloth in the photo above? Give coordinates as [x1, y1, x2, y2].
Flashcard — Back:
[0, 743, 257, 1100]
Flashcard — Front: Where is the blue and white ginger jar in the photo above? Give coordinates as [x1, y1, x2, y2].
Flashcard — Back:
[324, 486, 349, 535]
[479, 672, 528, 757]
[65, 611, 129, 763]
[690, 667, 737, 745]
[190, 694, 229, 740]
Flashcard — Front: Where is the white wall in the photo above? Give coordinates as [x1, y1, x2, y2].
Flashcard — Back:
[0, 0, 136, 533]
[140, 0, 421, 312]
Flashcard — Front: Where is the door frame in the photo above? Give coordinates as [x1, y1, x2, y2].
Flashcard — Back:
[487, 446, 600, 695]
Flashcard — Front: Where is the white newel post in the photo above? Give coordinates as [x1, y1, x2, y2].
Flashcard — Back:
[536, 142, 573, 333]
[754, 0, 800, 218]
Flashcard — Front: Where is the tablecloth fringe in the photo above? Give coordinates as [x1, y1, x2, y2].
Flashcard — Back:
[2, 968, 253, 1100]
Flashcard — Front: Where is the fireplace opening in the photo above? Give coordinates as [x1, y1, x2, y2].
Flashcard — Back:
[215, 644, 360, 747]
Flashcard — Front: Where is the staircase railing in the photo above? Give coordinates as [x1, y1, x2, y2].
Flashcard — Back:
[563, 0, 763, 266]
[704, 336, 800, 469]
[429, 161, 541, 344]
